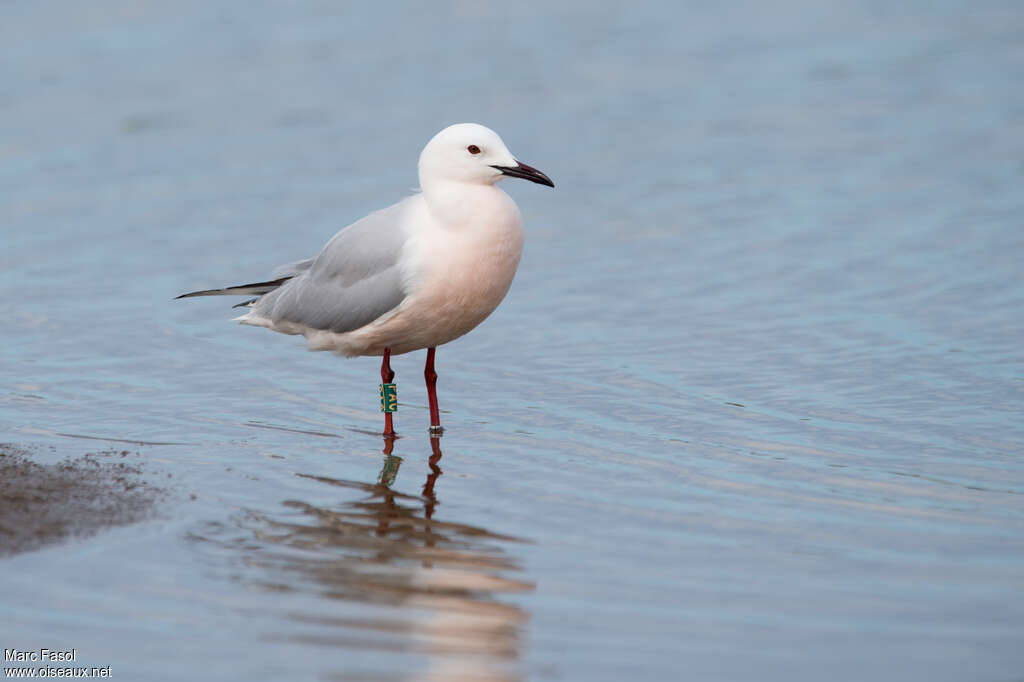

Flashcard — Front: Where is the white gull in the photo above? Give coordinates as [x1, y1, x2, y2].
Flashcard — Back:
[177, 123, 554, 435]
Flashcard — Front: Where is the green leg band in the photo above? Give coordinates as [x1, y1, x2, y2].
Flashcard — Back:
[380, 383, 397, 413]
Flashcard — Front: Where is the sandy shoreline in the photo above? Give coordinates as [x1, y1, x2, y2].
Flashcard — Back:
[0, 445, 162, 557]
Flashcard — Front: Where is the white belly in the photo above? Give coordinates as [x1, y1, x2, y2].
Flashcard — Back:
[350, 223, 524, 355]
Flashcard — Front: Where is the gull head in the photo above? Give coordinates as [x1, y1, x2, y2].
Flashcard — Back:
[418, 123, 554, 189]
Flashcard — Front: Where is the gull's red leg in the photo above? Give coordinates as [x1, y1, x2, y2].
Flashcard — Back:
[381, 347, 395, 437]
[424, 347, 442, 433]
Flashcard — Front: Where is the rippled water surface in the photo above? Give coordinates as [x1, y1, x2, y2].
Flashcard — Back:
[2, 2, 1023, 680]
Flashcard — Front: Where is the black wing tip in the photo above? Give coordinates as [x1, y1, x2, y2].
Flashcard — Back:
[175, 289, 219, 300]
[174, 276, 293, 302]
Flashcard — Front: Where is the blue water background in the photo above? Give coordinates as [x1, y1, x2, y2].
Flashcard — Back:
[2, 1, 1023, 680]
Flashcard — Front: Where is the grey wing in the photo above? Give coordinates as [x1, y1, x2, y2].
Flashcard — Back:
[270, 258, 314, 279]
[252, 197, 413, 334]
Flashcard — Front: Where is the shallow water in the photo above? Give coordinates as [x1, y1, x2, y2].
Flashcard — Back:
[2, 1, 1023, 680]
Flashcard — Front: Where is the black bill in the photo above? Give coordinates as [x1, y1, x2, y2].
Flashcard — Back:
[491, 160, 555, 187]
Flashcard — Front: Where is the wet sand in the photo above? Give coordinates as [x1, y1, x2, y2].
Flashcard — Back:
[0, 445, 162, 557]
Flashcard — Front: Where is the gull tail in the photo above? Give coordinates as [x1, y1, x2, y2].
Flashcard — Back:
[175, 276, 292, 308]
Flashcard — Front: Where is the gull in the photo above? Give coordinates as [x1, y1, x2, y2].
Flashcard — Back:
[177, 123, 554, 436]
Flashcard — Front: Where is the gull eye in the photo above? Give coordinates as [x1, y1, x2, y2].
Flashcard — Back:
[467, 145, 481, 155]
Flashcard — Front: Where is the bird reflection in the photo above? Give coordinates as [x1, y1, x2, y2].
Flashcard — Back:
[372, 433, 443, 537]
[204, 430, 532, 681]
